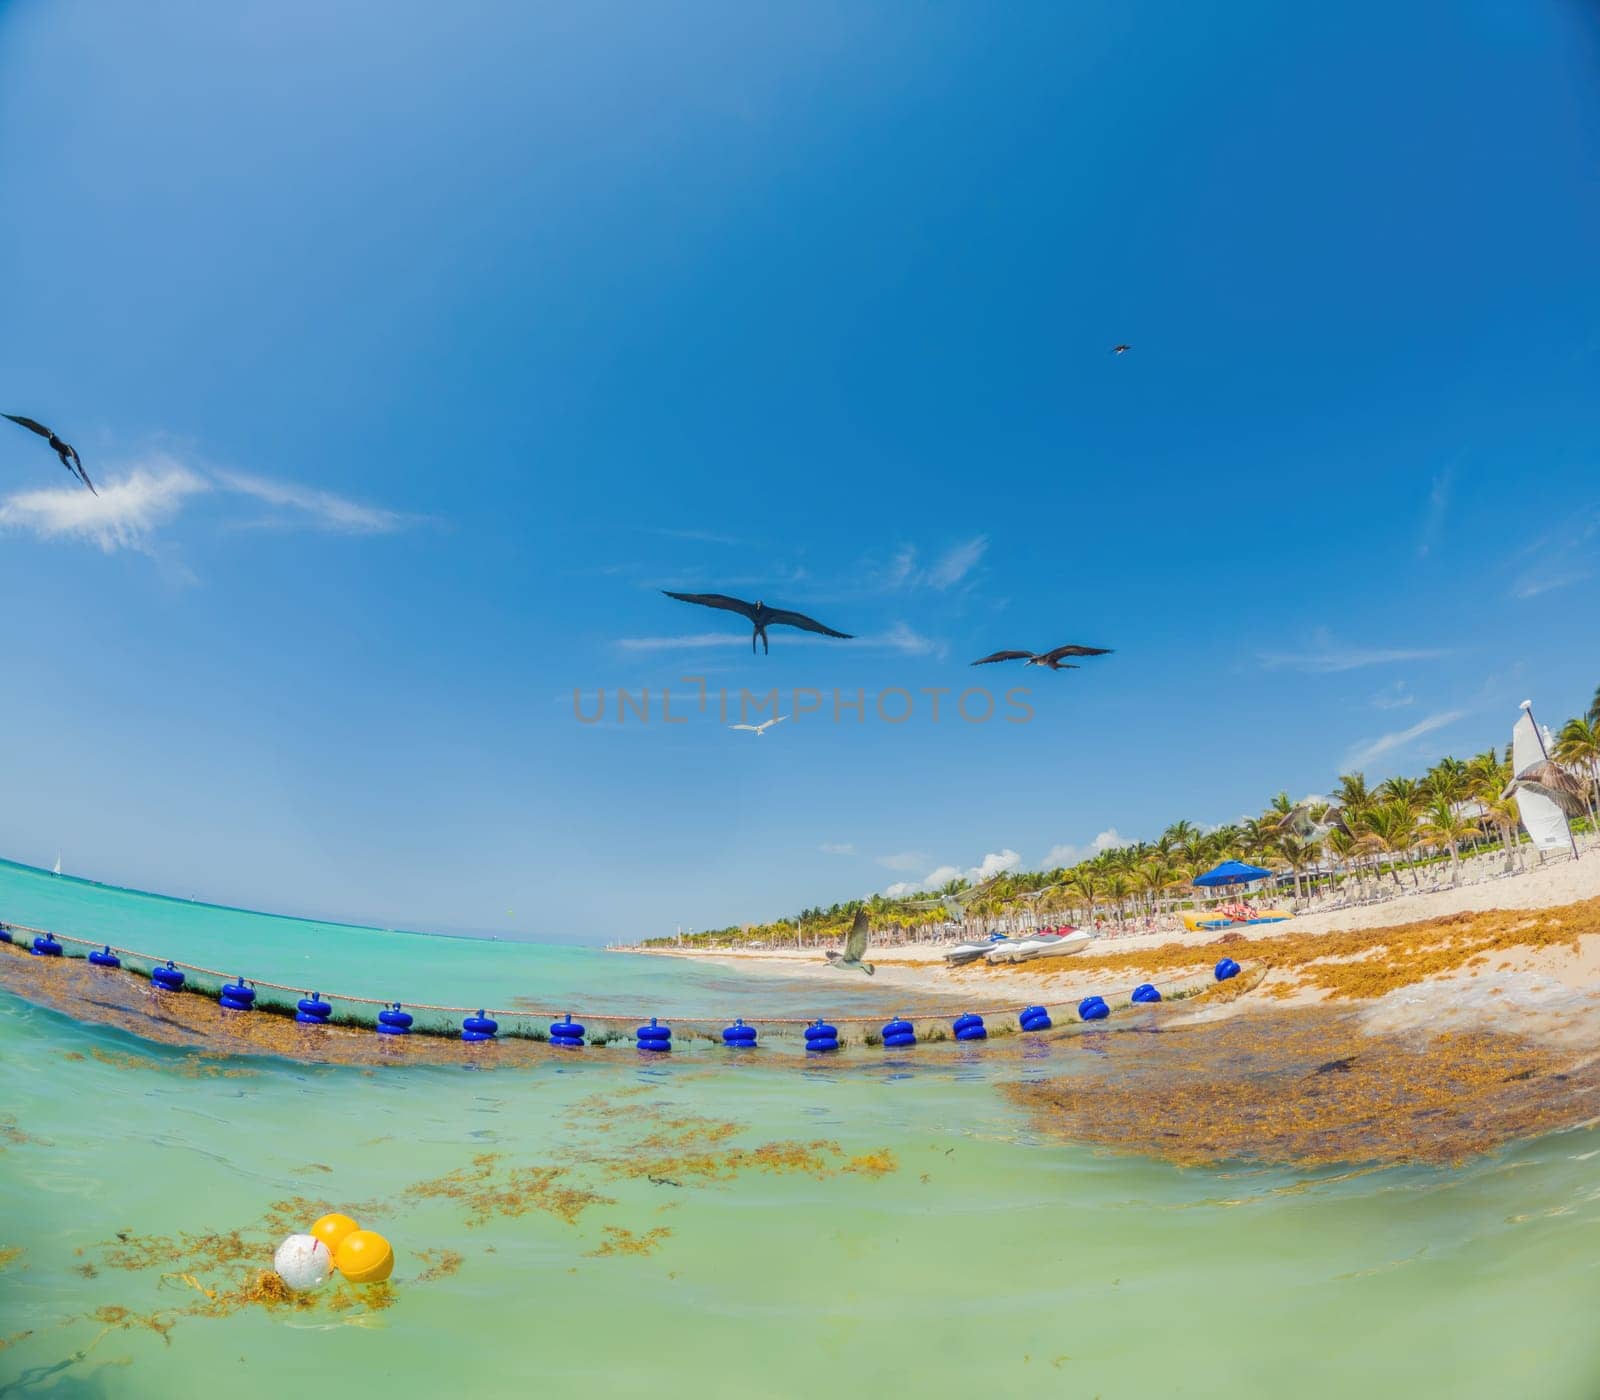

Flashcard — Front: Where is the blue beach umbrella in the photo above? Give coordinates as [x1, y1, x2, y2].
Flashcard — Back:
[1192, 860, 1272, 888]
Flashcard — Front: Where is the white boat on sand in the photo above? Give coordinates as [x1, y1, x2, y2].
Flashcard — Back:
[986, 930, 1093, 964]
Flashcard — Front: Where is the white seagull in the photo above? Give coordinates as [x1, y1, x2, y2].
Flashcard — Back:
[824, 909, 875, 975]
[729, 715, 788, 736]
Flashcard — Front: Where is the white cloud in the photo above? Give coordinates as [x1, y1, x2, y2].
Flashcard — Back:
[882, 848, 1021, 897]
[0, 459, 210, 554]
[926, 535, 989, 589]
[855, 622, 948, 659]
[1042, 827, 1130, 868]
[876, 850, 929, 872]
[1371, 681, 1415, 710]
[1417, 466, 1454, 558]
[215, 469, 414, 534]
[614, 632, 750, 652]
[872, 535, 988, 593]
[1259, 629, 1447, 673]
[1511, 568, 1591, 600]
[819, 842, 856, 856]
[0, 452, 418, 560]
[1344, 709, 1467, 769]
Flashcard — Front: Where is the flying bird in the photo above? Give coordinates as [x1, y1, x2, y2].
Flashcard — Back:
[1111, 344, 1131, 355]
[729, 715, 788, 736]
[969, 644, 1113, 671]
[823, 909, 874, 976]
[4, 414, 95, 494]
[662, 591, 853, 654]
[1501, 761, 1587, 818]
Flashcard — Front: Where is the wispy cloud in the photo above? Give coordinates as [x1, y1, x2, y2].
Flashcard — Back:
[883, 848, 1021, 898]
[1259, 629, 1448, 673]
[1417, 466, 1454, 558]
[876, 851, 929, 873]
[1344, 709, 1467, 769]
[871, 535, 989, 593]
[1042, 827, 1130, 869]
[0, 459, 209, 554]
[1507, 507, 1599, 601]
[819, 842, 856, 856]
[1370, 681, 1415, 710]
[0, 453, 420, 558]
[215, 469, 417, 534]
[855, 622, 948, 659]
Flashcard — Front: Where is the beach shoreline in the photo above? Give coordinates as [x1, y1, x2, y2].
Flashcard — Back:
[618, 852, 1600, 1029]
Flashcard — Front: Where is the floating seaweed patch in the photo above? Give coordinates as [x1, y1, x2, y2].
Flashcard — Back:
[0, 1245, 23, 1271]
[1005, 1006, 1600, 1168]
[413, 1248, 464, 1283]
[586, 1225, 672, 1258]
[403, 1152, 614, 1226]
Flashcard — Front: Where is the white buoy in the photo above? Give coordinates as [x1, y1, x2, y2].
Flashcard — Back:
[273, 1233, 333, 1292]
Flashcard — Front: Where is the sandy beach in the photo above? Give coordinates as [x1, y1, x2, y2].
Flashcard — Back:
[624, 851, 1600, 1033]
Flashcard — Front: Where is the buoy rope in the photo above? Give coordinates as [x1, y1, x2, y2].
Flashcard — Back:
[2, 919, 1180, 1026]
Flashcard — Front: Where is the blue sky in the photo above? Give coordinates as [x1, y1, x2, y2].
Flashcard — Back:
[2, 0, 1597, 940]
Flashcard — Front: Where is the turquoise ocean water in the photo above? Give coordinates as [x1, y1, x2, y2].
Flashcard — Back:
[2, 860, 1598, 1398]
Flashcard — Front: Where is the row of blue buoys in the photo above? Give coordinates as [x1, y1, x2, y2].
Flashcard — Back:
[14, 934, 1245, 1043]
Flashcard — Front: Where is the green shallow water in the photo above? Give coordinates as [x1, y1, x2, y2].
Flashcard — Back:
[3, 865, 1599, 1398]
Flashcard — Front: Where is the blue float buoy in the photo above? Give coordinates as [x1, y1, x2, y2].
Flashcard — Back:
[220, 977, 256, 1011]
[377, 1003, 413, 1036]
[0, 924, 11, 944]
[880, 1016, 916, 1049]
[636, 1017, 672, 1053]
[1214, 957, 1241, 982]
[462, 1009, 498, 1042]
[88, 945, 121, 968]
[151, 961, 185, 991]
[1131, 982, 1162, 1004]
[804, 1018, 840, 1053]
[1019, 1004, 1052, 1033]
[722, 1017, 758, 1047]
[296, 993, 332, 1025]
[1078, 995, 1109, 1022]
[30, 934, 64, 958]
[952, 1012, 987, 1042]
[549, 1013, 586, 1049]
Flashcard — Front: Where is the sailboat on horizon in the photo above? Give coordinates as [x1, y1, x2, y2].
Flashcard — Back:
[52, 851, 62, 876]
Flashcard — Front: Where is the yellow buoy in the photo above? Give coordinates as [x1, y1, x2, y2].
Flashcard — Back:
[311, 1212, 360, 1256]
[335, 1228, 394, 1283]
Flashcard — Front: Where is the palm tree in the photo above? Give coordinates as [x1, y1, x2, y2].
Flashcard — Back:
[1589, 684, 1600, 727]
[1335, 772, 1372, 816]
[1358, 801, 1421, 885]
[1276, 833, 1320, 903]
[1324, 827, 1361, 896]
[1419, 798, 1478, 885]
[1377, 775, 1424, 813]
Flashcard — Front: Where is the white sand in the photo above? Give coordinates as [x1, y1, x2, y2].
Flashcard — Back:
[622, 848, 1600, 1012]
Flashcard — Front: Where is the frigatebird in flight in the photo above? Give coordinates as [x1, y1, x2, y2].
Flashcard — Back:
[1111, 344, 1131, 355]
[970, 644, 1113, 671]
[4, 415, 96, 494]
[662, 591, 853, 654]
